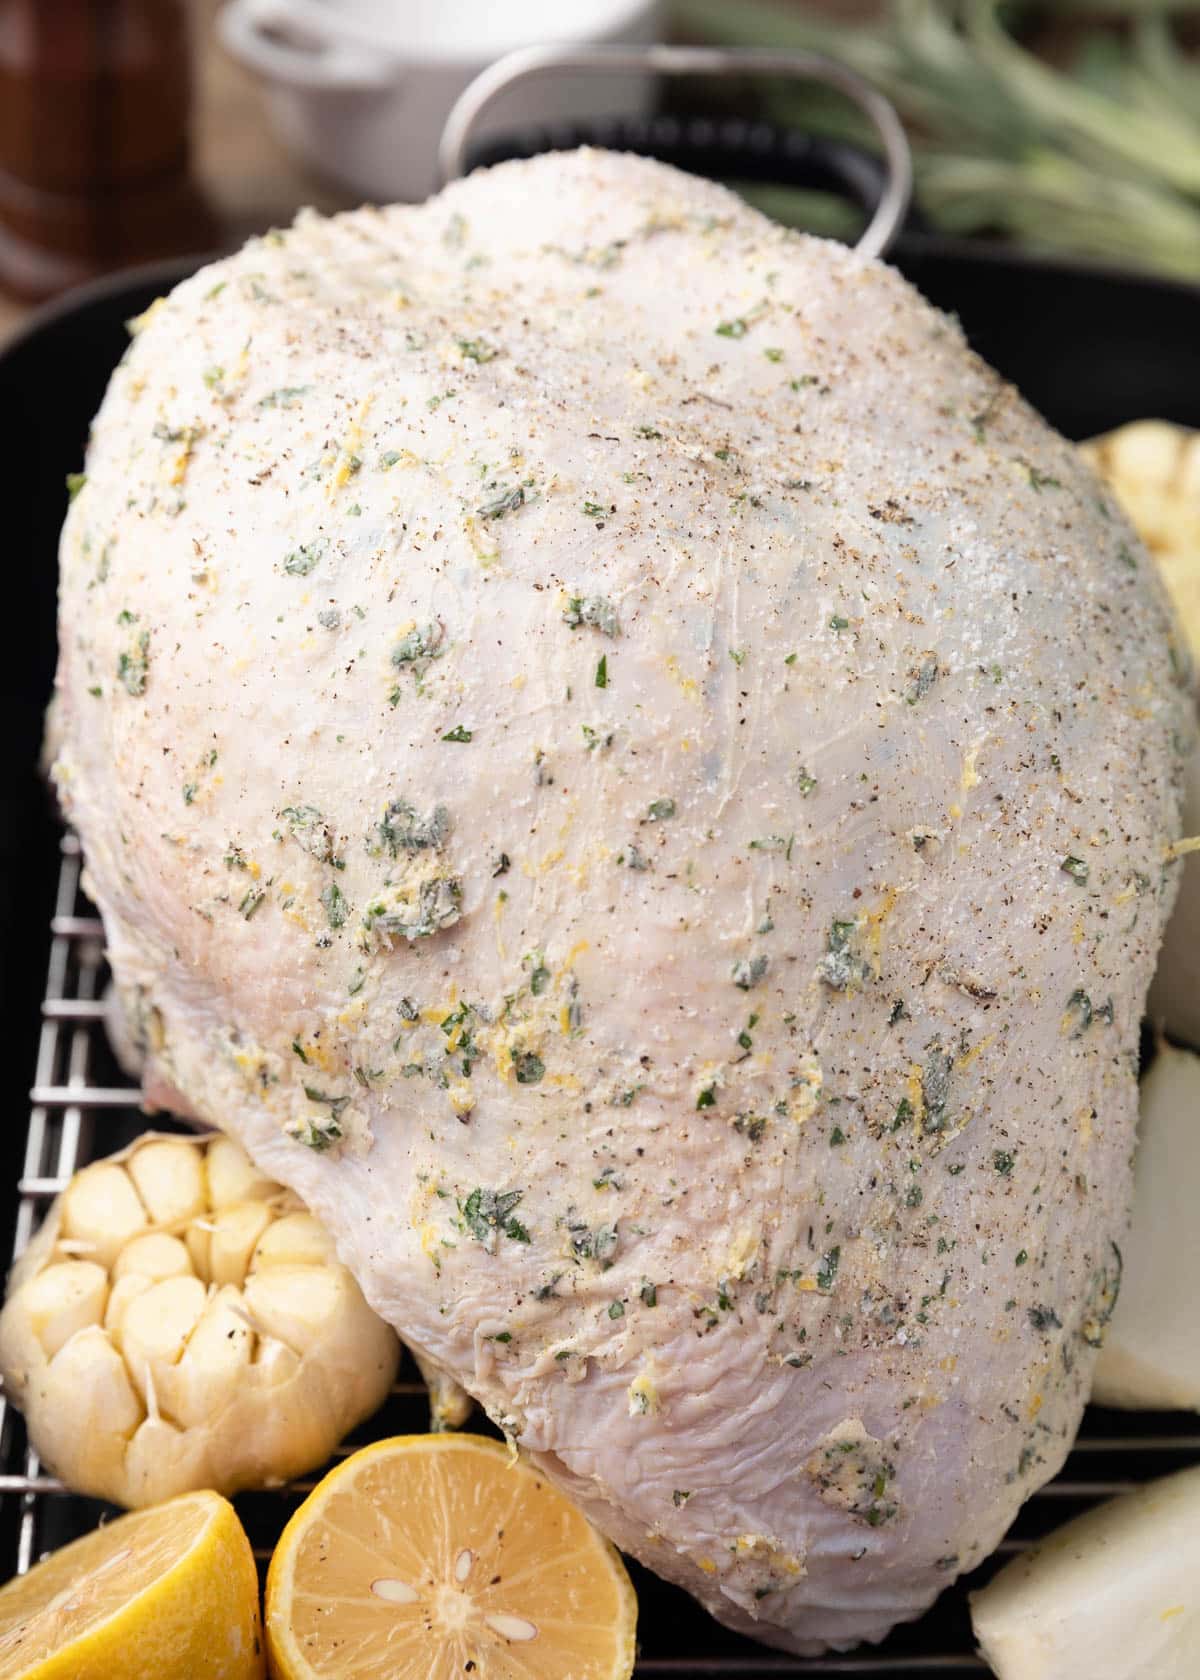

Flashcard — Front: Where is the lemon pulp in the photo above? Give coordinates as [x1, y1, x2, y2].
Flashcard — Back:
[0, 1489, 262, 1679]
[266, 1433, 636, 1679]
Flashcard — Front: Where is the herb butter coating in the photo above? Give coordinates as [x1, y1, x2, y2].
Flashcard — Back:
[53, 151, 1193, 1654]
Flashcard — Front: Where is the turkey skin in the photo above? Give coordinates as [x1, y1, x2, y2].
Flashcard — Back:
[53, 152, 1192, 1653]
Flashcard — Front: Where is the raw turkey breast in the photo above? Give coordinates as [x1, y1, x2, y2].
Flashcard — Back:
[52, 151, 1193, 1653]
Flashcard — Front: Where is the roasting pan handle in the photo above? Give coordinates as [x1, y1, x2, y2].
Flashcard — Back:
[438, 44, 913, 262]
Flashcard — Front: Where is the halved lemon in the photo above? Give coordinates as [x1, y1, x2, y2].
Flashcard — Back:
[265, 1433, 637, 1679]
[0, 1488, 263, 1679]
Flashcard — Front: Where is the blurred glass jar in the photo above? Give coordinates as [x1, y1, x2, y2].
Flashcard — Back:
[0, 0, 213, 300]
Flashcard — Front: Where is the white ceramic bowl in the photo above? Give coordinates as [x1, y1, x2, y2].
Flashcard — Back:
[219, 0, 662, 203]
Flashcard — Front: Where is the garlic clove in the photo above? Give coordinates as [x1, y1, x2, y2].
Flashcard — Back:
[184, 1218, 211, 1282]
[60, 1164, 146, 1268]
[251, 1336, 302, 1388]
[170, 1285, 254, 1428]
[126, 1139, 206, 1228]
[123, 1412, 210, 1510]
[242, 1264, 345, 1355]
[21, 1261, 108, 1361]
[120, 1274, 207, 1402]
[205, 1136, 279, 1208]
[37, 1326, 143, 1500]
[105, 1272, 153, 1338]
[113, 1231, 194, 1284]
[251, 1212, 335, 1271]
[208, 1202, 275, 1289]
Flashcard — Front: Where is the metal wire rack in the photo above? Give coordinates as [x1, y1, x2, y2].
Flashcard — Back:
[1, 832, 1197, 1677]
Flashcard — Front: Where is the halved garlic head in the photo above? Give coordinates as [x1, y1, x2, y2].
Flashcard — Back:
[0, 1132, 399, 1509]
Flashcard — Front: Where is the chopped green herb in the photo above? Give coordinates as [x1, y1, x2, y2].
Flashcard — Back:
[1028, 1305, 1062, 1333]
[391, 623, 444, 680]
[1081, 1241, 1123, 1348]
[282, 805, 335, 862]
[732, 955, 768, 991]
[763, 346, 784, 362]
[513, 1051, 545, 1086]
[477, 482, 529, 520]
[238, 887, 265, 920]
[1025, 463, 1062, 492]
[1015, 1249, 1028, 1266]
[258, 386, 310, 409]
[292, 1041, 308, 1063]
[321, 881, 348, 929]
[374, 799, 449, 856]
[563, 596, 620, 636]
[647, 798, 675, 822]
[635, 424, 662, 439]
[1061, 855, 1090, 884]
[716, 318, 749, 338]
[696, 1085, 716, 1110]
[816, 1247, 840, 1292]
[829, 614, 849, 631]
[749, 834, 794, 860]
[461, 1187, 530, 1252]
[117, 631, 150, 697]
[640, 1280, 658, 1307]
[182, 783, 197, 805]
[442, 724, 473, 743]
[65, 471, 87, 500]
[830, 1126, 846, 1147]
[797, 766, 818, 796]
[595, 654, 608, 689]
[818, 919, 868, 991]
[993, 1150, 1015, 1176]
[1065, 989, 1093, 1038]
[289, 1115, 343, 1152]
[608, 1299, 625, 1320]
[457, 338, 497, 363]
[905, 653, 939, 705]
[672, 1489, 690, 1507]
[921, 1043, 954, 1132]
[303, 1085, 350, 1118]
[283, 538, 327, 577]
